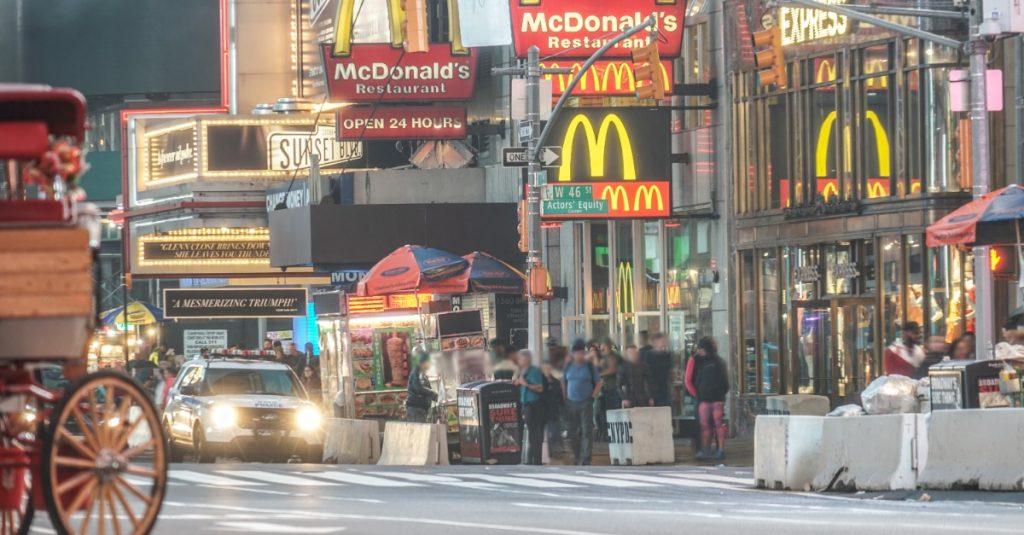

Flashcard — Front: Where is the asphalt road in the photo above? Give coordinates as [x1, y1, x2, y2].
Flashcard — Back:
[27, 463, 1024, 535]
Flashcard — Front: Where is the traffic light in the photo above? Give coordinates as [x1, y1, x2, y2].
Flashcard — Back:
[401, 0, 429, 53]
[751, 26, 787, 89]
[990, 246, 1019, 279]
[631, 43, 665, 100]
[517, 198, 528, 253]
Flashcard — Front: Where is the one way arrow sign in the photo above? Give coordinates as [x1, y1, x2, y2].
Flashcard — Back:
[502, 146, 562, 168]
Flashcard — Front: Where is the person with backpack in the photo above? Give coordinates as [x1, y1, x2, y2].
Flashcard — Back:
[562, 339, 602, 465]
[685, 337, 730, 460]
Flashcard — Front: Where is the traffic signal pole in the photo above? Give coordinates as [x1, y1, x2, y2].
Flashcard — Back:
[494, 15, 658, 360]
[779, 0, 996, 357]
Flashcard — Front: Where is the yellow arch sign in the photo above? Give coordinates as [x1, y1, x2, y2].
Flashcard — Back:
[559, 113, 636, 181]
[814, 110, 891, 198]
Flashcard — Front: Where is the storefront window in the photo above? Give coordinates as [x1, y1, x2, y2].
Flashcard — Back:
[638, 222, 662, 312]
[881, 236, 902, 343]
[767, 94, 790, 209]
[792, 246, 819, 301]
[590, 224, 609, 315]
[825, 242, 854, 295]
[928, 245, 958, 343]
[760, 250, 781, 393]
[740, 250, 757, 393]
[615, 222, 635, 345]
[906, 236, 924, 329]
[808, 55, 841, 203]
[666, 221, 711, 350]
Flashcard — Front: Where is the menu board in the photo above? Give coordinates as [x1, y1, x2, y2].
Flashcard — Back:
[349, 318, 417, 419]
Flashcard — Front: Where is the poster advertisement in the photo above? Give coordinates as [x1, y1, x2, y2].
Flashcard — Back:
[458, 394, 481, 460]
[350, 319, 417, 419]
[183, 329, 227, 359]
[486, 400, 520, 454]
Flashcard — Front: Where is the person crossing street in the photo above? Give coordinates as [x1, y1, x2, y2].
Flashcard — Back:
[514, 350, 545, 465]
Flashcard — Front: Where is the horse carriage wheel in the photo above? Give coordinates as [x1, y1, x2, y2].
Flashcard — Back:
[41, 371, 167, 535]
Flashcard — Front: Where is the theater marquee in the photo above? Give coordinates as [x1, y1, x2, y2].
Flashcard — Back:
[133, 228, 271, 276]
[509, 0, 686, 58]
[542, 107, 671, 220]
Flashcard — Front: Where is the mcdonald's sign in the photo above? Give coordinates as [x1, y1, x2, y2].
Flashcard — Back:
[320, 43, 478, 103]
[547, 107, 670, 183]
[540, 59, 674, 96]
[510, 0, 686, 58]
[541, 181, 670, 219]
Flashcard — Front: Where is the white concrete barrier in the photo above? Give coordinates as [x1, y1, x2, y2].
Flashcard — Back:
[377, 422, 449, 466]
[766, 395, 830, 416]
[754, 415, 823, 491]
[607, 407, 674, 466]
[812, 414, 926, 491]
[322, 418, 381, 464]
[919, 409, 1024, 491]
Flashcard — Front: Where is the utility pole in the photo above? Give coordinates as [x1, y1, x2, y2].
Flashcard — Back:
[494, 15, 659, 360]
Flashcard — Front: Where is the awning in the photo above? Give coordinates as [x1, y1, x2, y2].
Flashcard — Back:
[926, 184, 1024, 247]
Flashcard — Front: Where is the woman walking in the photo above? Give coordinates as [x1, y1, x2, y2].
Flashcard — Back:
[685, 337, 730, 460]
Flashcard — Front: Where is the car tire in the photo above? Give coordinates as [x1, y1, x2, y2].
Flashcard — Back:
[166, 424, 185, 463]
[193, 423, 215, 463]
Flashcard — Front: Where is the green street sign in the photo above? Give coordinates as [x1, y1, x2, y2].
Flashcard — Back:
[542, 198, 608, 215]
[549, 184, 592, 200]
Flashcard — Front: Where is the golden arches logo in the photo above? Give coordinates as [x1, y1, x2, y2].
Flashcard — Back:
[633, 184, 665, 211]
[543, 61, 672, 94]
[599, 185, 665, 213]
[616, 262, 635, 315]
[601, 185, 631, 210]
[815, 59, 838, 84]
[559, 113, 636, 181]
[332, 0, 466, 56]
[815, 110, 891, 199]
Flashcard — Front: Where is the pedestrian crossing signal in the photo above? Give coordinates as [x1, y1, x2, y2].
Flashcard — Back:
[752, 26, 787, 89]
[990, 246, 1018, 279]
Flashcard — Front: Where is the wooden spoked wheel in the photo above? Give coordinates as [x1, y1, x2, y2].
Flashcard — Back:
[42, 372, 167, 535]
[0, 409, 35, 535]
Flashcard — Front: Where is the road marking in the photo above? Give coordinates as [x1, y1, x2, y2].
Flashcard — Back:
[215, 522, 346, 533]
[589, 473, 751, 491]
[520, 473, 656, 487]
[221, 470, 338, 486]
[442, 473, 578, 488]
[170, 470, 264, 486]
[309, 470, 422, 487]
[374, 472, 502, 488]
[658, 472, 754, 485]
[30, 527, 57, 534]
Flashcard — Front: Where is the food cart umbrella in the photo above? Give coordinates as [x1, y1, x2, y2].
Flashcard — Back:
[356, 244, 469, 297]
[462, 251, 526, 294]
[100, 301, 164, 328]
[926, 184, 1024, 247]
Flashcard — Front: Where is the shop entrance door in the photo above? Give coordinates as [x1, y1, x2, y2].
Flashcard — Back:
[794, 298, 878, 403]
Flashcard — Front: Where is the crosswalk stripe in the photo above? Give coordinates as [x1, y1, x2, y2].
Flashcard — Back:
[378, 473, 503, 489]
[216, 522, 345, 533]
[309, 471, 422, 487]
[443, 473, 579, 488]
[661, 473, 754, 486]
[521, 473, 656, 488]
[590, 473, 748, 491]
[170, 470, 265, 486]
[221, 470, 338, 486]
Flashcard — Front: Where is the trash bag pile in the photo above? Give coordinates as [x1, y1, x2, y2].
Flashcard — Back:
[860, 374, 920, 415]
[826, 404, 865, 417]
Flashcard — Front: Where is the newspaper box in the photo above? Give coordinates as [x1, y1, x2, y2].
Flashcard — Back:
[457, 381, 521, 464]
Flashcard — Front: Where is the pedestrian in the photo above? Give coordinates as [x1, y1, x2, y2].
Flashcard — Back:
[199, 347, 210, 360]
[638, 330, 652, 361]
[645, 333, 674, 407]
[491, 338, 517, 380]
[405, 353, 436, 423]
[541, 361, 564, 454]
[289, 342, 307, 374]
[301, 365, 322, 403]
[685, 337, 730, 460]
[155, 366, 177, 409]
[304, 342, 317, 368]
[883, 321, 925, 377]
[514, 350, 545, 465]
[619, 344, 653, 408]
[596, 338, 621, 440]
[262, 338, 273, 351]
[949, 334, 975, 360]
[127, 351, 159, 397]
[148, 343, 165, 366]
[562, 339, 602, 465]
[546, 337, 567, 370]
[272, 341, 290, 367]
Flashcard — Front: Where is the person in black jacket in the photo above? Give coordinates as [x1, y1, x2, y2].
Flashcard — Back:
[406, 353, 437, 423]
[619, 345, 653, 408]
[685, 337, 730, 460]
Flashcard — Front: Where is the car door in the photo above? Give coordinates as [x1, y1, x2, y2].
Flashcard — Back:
[168, 365, 199, 441]
[181, 366, 207, 436]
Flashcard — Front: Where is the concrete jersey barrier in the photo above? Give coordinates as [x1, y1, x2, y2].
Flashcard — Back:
[812, 413, 926, 491]
[377, 421, 449, 466]
[754, 415, 823, 491]
[607, 407, 674, 466]
[765, 395, 830, 416]
[919, 408, 1024, 491]
[323, 418, 381, 464]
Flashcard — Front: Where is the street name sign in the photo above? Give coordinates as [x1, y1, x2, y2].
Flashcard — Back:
[541, 184, 608, 216]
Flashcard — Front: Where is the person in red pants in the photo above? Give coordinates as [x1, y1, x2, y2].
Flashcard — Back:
[685, 337, 730, 461]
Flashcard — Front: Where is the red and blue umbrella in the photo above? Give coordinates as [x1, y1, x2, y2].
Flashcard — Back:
[462, 251, 525, 294]
[927, 184, 1024, 247]
[357, 245, 468, 296]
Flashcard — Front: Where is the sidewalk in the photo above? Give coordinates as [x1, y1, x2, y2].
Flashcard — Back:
[547, 434, 754, 467]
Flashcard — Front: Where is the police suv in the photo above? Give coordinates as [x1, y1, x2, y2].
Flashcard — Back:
[162, 358, 323, 462]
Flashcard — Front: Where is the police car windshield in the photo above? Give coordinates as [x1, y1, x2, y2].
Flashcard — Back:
[205, 368, 301, 397]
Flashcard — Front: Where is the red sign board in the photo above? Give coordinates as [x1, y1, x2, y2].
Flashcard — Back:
[510, 0, 686, 58]
[321, 44, 478, 103]
[336, 106, 467, 141]
[540, 59, 674, 96]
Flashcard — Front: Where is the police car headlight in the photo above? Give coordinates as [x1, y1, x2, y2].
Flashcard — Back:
[296, 406, 322, 432]
[210, 405, 237, 429]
